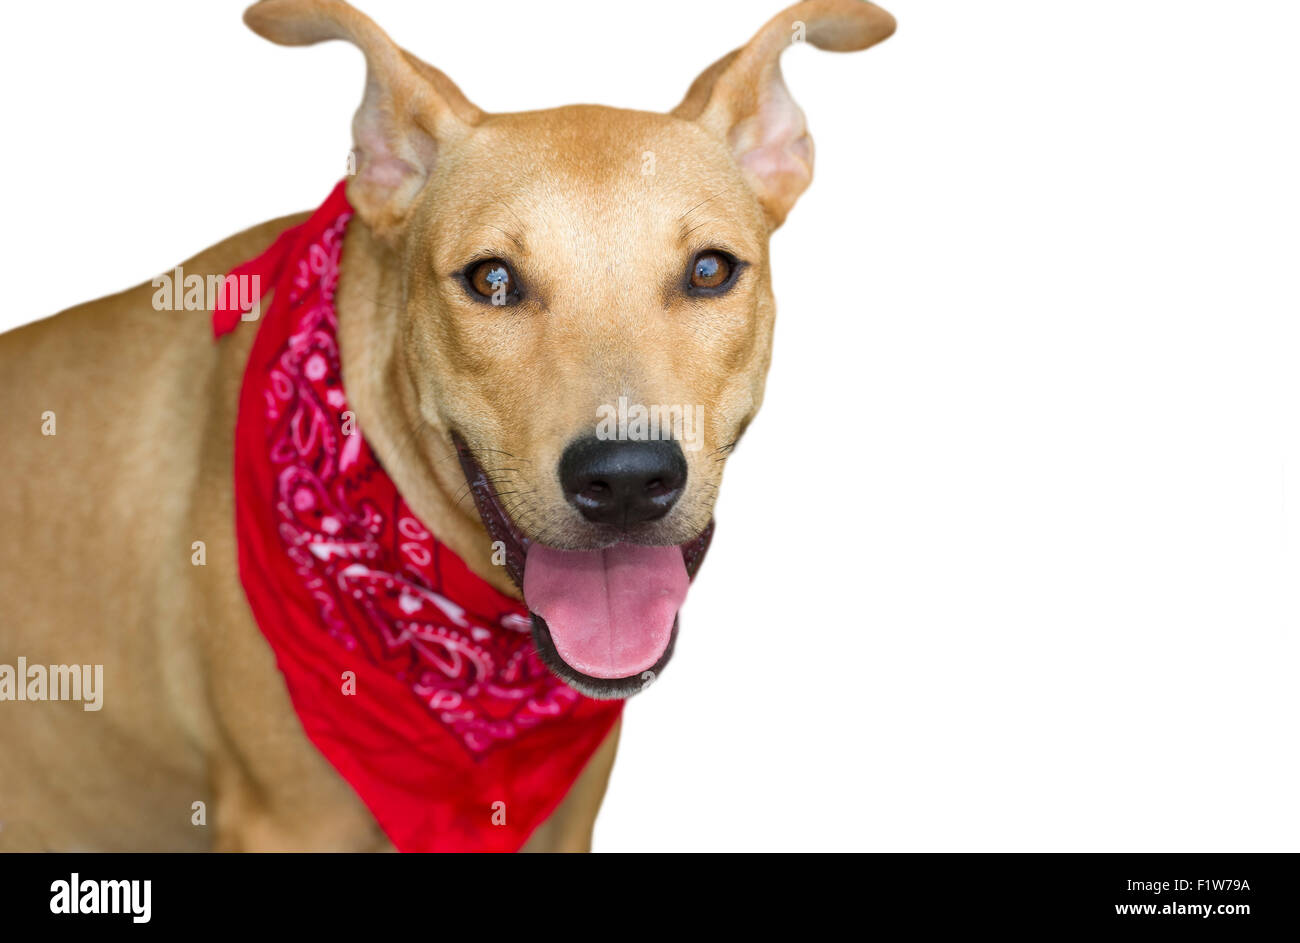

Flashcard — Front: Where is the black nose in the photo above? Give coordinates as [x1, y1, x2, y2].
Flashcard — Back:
[559, 437, 687, 526]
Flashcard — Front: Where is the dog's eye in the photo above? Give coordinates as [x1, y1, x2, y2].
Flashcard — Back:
[689, 251, 735, 293]
[466, 259, 518, 304]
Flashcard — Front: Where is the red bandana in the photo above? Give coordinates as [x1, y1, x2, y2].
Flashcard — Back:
[213, 182, 622, 852]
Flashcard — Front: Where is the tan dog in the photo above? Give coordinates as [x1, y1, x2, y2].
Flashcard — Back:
[0, 0, 894, 851]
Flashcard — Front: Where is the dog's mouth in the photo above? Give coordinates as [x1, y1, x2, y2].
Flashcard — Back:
[453, 434, 712, 699]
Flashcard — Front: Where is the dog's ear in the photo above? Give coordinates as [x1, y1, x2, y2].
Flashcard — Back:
[672, 0, 895, 228]
[244, 0, 482, 239]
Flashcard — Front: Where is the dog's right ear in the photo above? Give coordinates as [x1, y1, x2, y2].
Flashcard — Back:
[244, 0, 482, 240]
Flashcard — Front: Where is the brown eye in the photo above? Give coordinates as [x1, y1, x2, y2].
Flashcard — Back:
[467, 259, 517, 303]
[689, 251, 733, 291]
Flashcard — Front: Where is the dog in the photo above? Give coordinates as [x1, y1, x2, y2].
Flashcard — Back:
[0, 0, 895, 851]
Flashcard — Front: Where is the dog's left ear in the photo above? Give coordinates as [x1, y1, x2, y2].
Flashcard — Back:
[673, 0, 895, 228]
[245, 0, 483, 240]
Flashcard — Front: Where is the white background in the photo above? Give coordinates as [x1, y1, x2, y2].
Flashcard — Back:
[3, 1, 1298, 851]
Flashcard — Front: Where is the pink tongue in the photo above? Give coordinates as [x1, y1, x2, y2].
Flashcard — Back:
[523, 543, 689, 679]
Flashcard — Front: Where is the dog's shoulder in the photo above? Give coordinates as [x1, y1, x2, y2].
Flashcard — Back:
[0, 210, 315, 463]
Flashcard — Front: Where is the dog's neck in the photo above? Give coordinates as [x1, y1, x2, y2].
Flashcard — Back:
[334, 219, 518, 599]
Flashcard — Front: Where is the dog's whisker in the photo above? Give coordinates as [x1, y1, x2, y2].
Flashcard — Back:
[497, 200, 528, 235]
[485, 223, 525, 252]
[431, 447, 474, 468]
[679, 190, 724, 221]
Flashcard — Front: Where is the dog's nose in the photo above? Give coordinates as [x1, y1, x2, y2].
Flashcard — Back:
[559, 437, 687, 526]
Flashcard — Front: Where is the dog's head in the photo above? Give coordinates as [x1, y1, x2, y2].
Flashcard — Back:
[246, 0, 894, 696]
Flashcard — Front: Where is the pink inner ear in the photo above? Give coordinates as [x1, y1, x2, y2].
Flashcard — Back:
[731, 71, 815, 220]
[359, 154, 422, 191]
[347, 75, 440, 230]
[354, 87, 430, 188]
